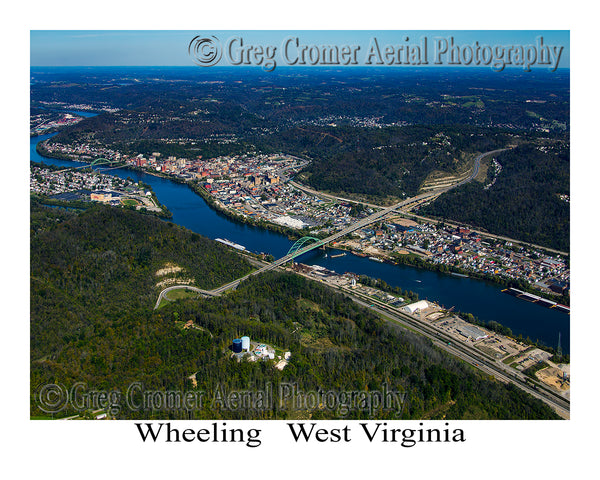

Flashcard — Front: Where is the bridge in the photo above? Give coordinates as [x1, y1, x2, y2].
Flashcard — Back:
[90, 157, 120, 167]
[52, 157, 123, 174]
[156, 148, 506, 301]
[287, 236, 324, 256]
[207, 192, 442, 295]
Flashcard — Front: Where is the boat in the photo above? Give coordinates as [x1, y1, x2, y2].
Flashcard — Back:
[215, 238, 246, 251]
[502, 287, 569, 314]
[537, 298, 557, 308]
[368, 256, 384, 263]
[331, 252, 347, 258]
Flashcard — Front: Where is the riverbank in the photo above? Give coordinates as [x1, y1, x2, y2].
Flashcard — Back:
[30, 136, 570, 352]
[30, 155, 173, 219]
[335, 237, 570, 307]
[186, 180, 311, 241]
[35, 143, 569, 307]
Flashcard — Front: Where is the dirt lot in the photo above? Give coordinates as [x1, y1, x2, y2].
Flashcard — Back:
[155, 263, 183, 276]
[476, 336, 527, 359]
[511, 348, 553, 371]
[388, 216, 418, 228]
[426, 311, 446, 321]
[536, 366, 570, 391]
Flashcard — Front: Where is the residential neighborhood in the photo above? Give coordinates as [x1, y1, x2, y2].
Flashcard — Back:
[33, 137, 569, 299]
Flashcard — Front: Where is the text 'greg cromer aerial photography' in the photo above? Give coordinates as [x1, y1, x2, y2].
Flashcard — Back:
[30, 31, 570, 434]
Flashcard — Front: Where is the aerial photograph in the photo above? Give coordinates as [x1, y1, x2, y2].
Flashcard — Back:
[29, 30, 571, 427]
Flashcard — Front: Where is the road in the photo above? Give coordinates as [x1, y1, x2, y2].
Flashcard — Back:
[289, 180, 385, 209]
[290, 149, 505, 210]
[345, 288, 570, 418]
[154, 285, 218, 310]
[154, 148, 506, 300]
[152, 142, 571, 416]
[209, 148, 505, 295]
[407, 211, 569, 257]
[278, 262, 569, 418]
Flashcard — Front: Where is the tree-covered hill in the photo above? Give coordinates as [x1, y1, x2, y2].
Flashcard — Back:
[418, 143, 570, 251]
[30, 202, 253, 362]
[294, 125, 516, 198]
[30, 203, 559, 420]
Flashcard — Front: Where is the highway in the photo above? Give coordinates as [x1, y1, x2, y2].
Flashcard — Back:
[291, 149, 506, 212]
[289, 180, 385, 209]
[152, 145, 571, 417]
[407, 211, 569, 257]
[209, 148, 505, 295]
[267, 262, 569, 418]
[154, 285, 218, 310]
[344, 288, 570, 418]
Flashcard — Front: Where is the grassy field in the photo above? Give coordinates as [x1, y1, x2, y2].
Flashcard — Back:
[121, 198, 140, 207]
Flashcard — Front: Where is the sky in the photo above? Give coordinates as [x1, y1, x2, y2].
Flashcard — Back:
[30, 30, 570, 68]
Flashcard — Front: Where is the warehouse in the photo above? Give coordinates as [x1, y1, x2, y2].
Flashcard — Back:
[456, 325, 489, 341]
[401, 300, 430, 315]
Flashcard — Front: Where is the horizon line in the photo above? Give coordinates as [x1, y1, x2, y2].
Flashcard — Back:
[30, 65, 571, 70]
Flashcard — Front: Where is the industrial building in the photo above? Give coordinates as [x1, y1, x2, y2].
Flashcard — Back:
[231, 336, 276, 361]
[456, 325, 488, 341]
[401, 300, 430, 314]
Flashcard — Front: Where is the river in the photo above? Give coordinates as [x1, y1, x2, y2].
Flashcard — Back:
[30, 128, 570, 353]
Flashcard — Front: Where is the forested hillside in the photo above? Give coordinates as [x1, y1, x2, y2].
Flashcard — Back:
[419, 143, 570, 251]
[295, 125, 515, 198]
[30, 203, 559, 420]
[30, 202, 253, 361]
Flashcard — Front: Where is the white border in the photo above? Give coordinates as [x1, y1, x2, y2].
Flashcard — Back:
[5, 1, 596, 477]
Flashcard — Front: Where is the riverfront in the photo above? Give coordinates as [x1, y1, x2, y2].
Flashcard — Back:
[30, 132, 569, 353]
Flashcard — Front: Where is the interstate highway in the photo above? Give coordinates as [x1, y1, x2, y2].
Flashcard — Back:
[346, 290, 570, 418]
[209, 148, 507, 295]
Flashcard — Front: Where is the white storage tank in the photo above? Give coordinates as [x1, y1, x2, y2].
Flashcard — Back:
[241, 336, 250, 351]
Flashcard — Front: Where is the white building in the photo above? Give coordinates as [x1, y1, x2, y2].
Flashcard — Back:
[401, 300, 429, 314]
[456, 325, 489, 341]
[273, 215, 307, 229]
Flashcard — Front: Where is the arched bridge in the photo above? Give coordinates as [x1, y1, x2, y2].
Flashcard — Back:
[287, 236, 324, 256]
[52, 156, 122, 174]
[90, 157, 119, 166]
[163, 148, 508, 300]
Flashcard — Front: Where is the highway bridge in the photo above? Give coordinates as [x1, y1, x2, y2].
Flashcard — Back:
[208, 148, 505, 295]
[153, 148, 570, 416]
[154, 148, 505, 302]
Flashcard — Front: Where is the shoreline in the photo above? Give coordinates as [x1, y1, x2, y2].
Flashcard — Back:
[31, 144, 173, 219]
[32, 140, 569, 307]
